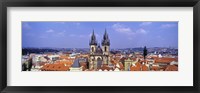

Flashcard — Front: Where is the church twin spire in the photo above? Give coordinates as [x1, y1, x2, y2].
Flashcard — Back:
[89, 29, 111, 69]
[89, 29, 110, 46]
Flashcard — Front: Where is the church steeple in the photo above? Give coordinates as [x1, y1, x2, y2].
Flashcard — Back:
[102, 29, 110, 46]
[89, 30, 97, 45]
[89, 29, 111, 70]
[143, 46, 148, 59]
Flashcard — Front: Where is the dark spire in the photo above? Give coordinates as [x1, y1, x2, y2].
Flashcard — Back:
[102, 29, 110, 46]
[103, 29, 108, 40]
[143, 46, 148, 59]
[89, 30, 97, 45]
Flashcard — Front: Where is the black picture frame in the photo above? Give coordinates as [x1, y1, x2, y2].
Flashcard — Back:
[0, 0, 200, 93]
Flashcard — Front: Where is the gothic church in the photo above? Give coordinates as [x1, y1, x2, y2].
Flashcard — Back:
[89, 29, 110, 70]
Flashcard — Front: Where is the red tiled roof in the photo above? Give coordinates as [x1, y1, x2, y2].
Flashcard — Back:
[151, 66, 160, 71]
[141, 65, 148, 71]
[40, 64, 70, 71]
[165, 65, 178, 71]
[130, 62, 148, 71]
[54, 60, 74, 66]
[130, 66, 141, 71]
[135, 62, 141, 67]
[154, 58, 178, 63]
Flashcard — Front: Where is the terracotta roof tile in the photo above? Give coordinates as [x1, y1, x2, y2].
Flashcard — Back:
[130, 62, 148, 71]
[141, 65, 148, 71]
[151, 66, 160, 71]
[165, 65, 178, 71]
[41, 64, 70, 71]
[154, 58, 178, 63]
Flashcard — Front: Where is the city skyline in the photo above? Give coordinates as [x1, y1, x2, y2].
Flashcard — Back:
[22, 22, 178, 48]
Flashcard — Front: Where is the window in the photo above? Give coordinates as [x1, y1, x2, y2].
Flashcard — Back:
[92, 47, 94, 52]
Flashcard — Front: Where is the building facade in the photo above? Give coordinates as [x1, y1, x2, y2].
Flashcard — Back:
[89, 30, 111, 70]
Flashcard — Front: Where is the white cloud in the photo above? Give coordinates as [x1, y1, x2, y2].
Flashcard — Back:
[140, 22, 152, 26]
[112, 23, 148, 41]
[112, 23, 135, 35]
[57, 33, 63, 35]
[46, 29, 54, 33]
[112, 23, 148, 36]
[117, 28, 132, 33]
[136, 28, 147, 34]
[161, 24, 177, 28]
[56, 31, 66, 37]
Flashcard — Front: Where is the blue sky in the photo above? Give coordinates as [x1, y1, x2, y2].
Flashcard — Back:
[22, 22, 178, 48]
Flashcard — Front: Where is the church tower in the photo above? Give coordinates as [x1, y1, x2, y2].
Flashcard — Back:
[89, 30, 97, 55]
[101, 29, 110, 64]
[89, 29, 111, 70]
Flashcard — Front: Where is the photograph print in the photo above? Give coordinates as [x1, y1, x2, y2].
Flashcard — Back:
[22, 22, 178, 71]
